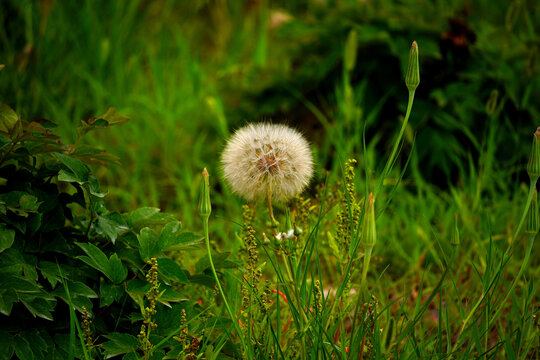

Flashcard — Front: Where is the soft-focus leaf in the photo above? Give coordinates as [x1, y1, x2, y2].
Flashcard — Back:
[157, 258, 188, 284]
[0, 104, 18, 133]
[102, 333, 139, 357]
[54, 152, 90, 183]
[138, 227, 160, 261]
[0, 224, 15, 253]
[108, 253, 128, 283]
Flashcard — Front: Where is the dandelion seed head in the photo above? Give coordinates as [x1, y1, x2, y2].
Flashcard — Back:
[221, 123, 314, 202]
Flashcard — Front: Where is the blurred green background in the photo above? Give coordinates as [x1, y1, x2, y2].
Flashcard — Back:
[1, 0, 539, 231]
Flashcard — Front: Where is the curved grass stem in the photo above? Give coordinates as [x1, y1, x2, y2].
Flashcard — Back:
[203, 216, 249, 357]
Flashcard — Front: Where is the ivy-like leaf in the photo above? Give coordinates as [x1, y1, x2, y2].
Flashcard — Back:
[157, 258, 188, 284]
[138, 227, 160, 261]
[0, 223, 15, 253]
[102, 333, 139, 358]
[108, 253, 128, 284]
[54, 152, 90, 184]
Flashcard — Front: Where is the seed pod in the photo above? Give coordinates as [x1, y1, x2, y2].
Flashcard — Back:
[526, 127, 540, 183]
[525, 187, 539, 236]
[199, 168, 212, 218]
[361, 193, 377, 248]
[405, 41, 420, 92]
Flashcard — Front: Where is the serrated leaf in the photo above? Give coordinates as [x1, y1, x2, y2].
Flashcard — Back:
[0, 330, 14, 359]
[19, 295, 55, 321]
[138, 227, 160, 261]
[102, 333, 139, 357]
[75, 242, 110, 276]
[157, 258, 188, 284]
[100, 279, 124, 307]
[0, 288, 17, 315]
[0, 223, 15, 253]
[108, 253, 128, 283]
[127, 207, 160, 227]
[54, 152, 90, 183]
[97, 107, 130, 126]
[13, 335, 33, 360]
[39, 261, 61, 287]
[0, 104, 18, 133]
[96, 212, 127, 244]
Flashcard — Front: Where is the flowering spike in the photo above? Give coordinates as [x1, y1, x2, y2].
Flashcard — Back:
[199, 168, 212, 218]
[405, 41, 420, 92]
[527, 127, 540, 183]
[525, 187, 539, 236]
[361, 193, 377, 248]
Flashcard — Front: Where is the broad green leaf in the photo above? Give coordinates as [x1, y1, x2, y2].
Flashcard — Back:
[0, 330, 14, 359]
[0, 288, 17, 315]
[157, 258, 188, 284]
[54, 153, 90, 183]
[13, 335, 33, 360]
[75, 242, 110, 276]
[108, 253, 128, 283]
[64, 280, 98, 298]
[96, 212, 127, 244]
[87, 176, 108, 197]
[0, 223, 15, 253]
[102, 333, 139, 357]
[19, 295, 55, 321]
[39, 261, 62, 287]
[195, 252, 238, 273]
[100, 280, 123, 307]
[158, 221, 181, 250]
[97, 107, 130, 126]
[138, 227, 160, 261]
[160, 231, 201, 251]
[0, 274, 41, 293]
[21, 331, 47, 359]
[0, 104, 18, 133]
[127, 207, 160, 226]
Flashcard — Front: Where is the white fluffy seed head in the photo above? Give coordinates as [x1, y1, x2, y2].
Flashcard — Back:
[221, 123, 314, 202]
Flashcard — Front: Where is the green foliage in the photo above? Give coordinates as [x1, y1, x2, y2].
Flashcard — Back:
[0, 105, 217, 359]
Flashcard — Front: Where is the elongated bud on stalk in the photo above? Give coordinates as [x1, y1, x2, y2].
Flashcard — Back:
[361, 193, 377, 248]
[451, 213, 460, 246]
[405, 41, 420, 92]
[199, 168, 212, 218]
[527, 127, 540, 183]
[525, 187, 539, 236]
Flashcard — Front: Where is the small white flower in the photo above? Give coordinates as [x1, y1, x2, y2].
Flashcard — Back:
[221, 123, 314, 203]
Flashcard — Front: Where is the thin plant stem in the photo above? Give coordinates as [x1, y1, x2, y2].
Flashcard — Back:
[360, 246, 373, 296]
[377, 89, 416, 195]
[203, 216, 248, 357]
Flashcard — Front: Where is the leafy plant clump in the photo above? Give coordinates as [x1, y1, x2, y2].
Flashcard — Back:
[0, 105, 221, 359]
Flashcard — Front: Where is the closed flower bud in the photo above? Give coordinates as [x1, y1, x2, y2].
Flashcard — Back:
[525, 187, 539, 236]
[527, 127, 540, 183]
[199, 168, 212, 218]
[405, 41, 420, 92]
[361, 193, 377, 248]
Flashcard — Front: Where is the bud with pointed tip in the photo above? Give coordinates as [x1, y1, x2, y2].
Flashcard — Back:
[361, 193, 377, 248]
[525, 187, 539, 236]
[199, 168, 212, 218]
[527, 127, 540, 183]
[405, 41, 420, 92]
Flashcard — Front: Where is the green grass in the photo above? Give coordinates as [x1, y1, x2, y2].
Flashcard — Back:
[1, 0, 539, 358]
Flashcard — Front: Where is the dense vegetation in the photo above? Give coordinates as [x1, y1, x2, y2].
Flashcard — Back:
[0, 0, 538, 359]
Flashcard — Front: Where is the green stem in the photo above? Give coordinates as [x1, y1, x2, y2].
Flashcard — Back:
[203, 217, 248, 356]
[376, 89, 415, 194]
[360, 246, 373, 297]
